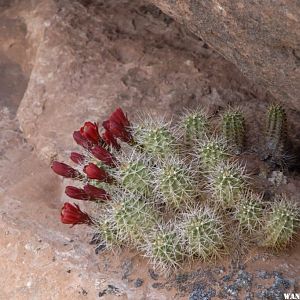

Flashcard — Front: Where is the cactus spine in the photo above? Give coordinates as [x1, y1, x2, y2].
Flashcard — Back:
[265, 104, 287, 160]
[222, 109, 245, 154]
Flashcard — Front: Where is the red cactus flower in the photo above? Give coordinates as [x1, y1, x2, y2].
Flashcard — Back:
[103, 107, 133, 143]
[80, 121, 101, 144]
[61, 202, 93, 226]
[73, 130, 93, 149]
[51, 161, 80, 178]
[83, 163, 114, 183]
[70, 152, 86, 164]
[102, 130, 121, 150]
[91, 145, 117, 167]
[65, 186, 90, 201]
[84, 184, 111, 201]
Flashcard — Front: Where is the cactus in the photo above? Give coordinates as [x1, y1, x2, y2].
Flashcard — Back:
[222, 108, 245, 154]
[157, 157, 196, 209]
[181, 109, 209, 144]
[111, 192, 159, 247]
[144, 224, 183, 272]
[116, 152, 153, 196]
[197, 136, 229, 170]
[265, 104, 287, 160]
[179, 206, 226, 261]
[262, 198, 299, 249]
[208, 161, 247, 208]
[235, 191, 263, 233]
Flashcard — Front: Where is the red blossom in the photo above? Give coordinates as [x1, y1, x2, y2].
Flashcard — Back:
[61, 202, 93, 226]
[102, 130, 121, 150]
[70, 152, 86, 164]
[84, 184, 111, 201]
[91, 145, 117, 167]
[65, 186, 90, 201]
[80, 122, 101, 144]
[83, 163, 114, 183]
[73, 130, 93, 149]
[102, 107, 133, 143]
[51, 161, 80, 178]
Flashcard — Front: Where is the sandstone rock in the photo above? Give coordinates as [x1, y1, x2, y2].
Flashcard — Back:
[16, 0, 278, 163]
[149, 0, 300, 111]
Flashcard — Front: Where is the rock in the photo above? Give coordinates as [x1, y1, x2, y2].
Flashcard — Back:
[149, 0, 300, 111]
[16, 0, 282, 164]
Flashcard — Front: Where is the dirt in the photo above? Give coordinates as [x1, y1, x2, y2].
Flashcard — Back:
[0, 0, 299, 299]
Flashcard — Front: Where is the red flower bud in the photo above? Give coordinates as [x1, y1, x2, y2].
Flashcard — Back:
[61, 202, 93, 226]
[65, 186, 90, 201]
[70, 152, 86, 164]
[90, 145, 117, 167]
[51, 161, 80, 178]
[83, 163, 114, 183]
[103, 108, 133, 143]
[102, 130, 121, 150]
[80, 122, 101, 144]
[73, 130, 93, 149]
[84, 184, 111, 201]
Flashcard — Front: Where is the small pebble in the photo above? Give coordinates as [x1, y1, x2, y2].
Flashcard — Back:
[134, 278, 144, 288]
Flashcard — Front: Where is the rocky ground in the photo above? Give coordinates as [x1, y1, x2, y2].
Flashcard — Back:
[0, 0, 299, 299]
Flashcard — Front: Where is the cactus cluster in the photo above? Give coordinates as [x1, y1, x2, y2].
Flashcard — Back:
[53, 104, 299, 275]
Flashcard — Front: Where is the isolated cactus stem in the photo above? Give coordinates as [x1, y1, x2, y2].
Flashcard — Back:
[222, 109, 245, 154]
[265, 104, 287, 158]
[197, 136, 229, 170]
[235, 191, 263, 233]
[158, 159, 196, 209]
[208, 162, 247, 207]
[262, 198, 299, 249]
[145, 225, 183, 272]
[179, 207, 225, 261]
[182, 109, 209, 144]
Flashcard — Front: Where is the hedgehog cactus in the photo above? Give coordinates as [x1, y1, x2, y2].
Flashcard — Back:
[222, 109, 245, 154]
[235, 191, 263, 233]
[158, 158, 196, 209]
[111, 193, 159, 247]
[179, 206, 225, 261]
[197, 136, 229, 170]
[262, 198, 299, 249]
[116, 152, 153, 196]
[265, 104, 287, 160]
[182, 109, 209, 144]
[208, 162, 247, 207]
[145, 225, 183, 272]
[52, 106, 299, 275]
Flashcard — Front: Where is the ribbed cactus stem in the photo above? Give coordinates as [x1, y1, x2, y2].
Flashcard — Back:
[112, 195, 158, 247]
[263, 198, 299, 249]
[197, 137, 229, 170]
[158, 159, 195, 209]
[265, 104, 287, 159]
[235, 191, 263, 233]
[208, 162, 247, 207]
[145, 225, 183, 272]
[222, 109, 245, 154]
[182, 110, 209, 144]
[179, 207, 225, 261]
